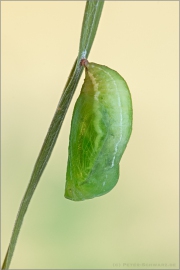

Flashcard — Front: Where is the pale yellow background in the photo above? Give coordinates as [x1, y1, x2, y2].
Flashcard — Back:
[2, 1, 179, 269]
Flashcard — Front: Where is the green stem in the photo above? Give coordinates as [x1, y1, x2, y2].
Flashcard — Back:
[2, 1, 104, 269]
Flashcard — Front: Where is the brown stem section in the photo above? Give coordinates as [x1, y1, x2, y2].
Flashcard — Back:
[80, 59, 89, 68]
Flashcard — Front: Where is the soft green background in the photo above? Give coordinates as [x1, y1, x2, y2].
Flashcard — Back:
[2, 1, 179, 269]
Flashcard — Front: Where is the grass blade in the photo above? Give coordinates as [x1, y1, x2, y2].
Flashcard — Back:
[2, 1, 104, 269]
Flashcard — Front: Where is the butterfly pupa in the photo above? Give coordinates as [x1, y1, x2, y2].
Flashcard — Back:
[64, 59, 133, 201]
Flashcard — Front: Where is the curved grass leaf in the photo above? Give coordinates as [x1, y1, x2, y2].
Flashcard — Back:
[2, 1, 104, 269]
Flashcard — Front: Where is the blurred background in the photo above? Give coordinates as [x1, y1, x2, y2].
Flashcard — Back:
[2, 1, 179, 269]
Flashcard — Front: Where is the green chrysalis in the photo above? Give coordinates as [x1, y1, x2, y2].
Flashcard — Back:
[65, 59, 133, 201]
